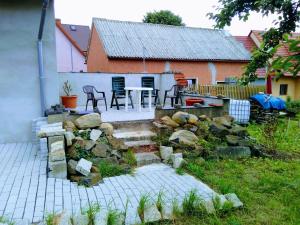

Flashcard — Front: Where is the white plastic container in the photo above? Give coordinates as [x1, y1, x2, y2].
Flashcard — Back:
[229, 99, 250, 124]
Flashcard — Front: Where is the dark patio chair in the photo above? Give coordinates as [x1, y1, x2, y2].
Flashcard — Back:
[110, 77, 134, 110]
[83, 85, 107, 111]
[141, 77, 160, 107]
[163, 84, 184, 107]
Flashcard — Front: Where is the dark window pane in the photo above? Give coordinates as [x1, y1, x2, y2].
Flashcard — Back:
[279, 84, 288, 95]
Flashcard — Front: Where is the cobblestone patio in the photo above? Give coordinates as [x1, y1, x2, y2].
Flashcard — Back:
[0, 142, 217, 224]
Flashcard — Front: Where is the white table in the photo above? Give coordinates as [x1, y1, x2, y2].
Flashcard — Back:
[124, 87, 153, 112]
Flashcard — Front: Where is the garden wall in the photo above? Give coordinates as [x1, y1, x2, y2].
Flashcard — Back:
[59, 72, 176, 108]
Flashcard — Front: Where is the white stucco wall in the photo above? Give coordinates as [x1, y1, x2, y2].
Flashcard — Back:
[56, 27, 87, 72]
[59, 73, 175, 108]
[0, 2, 59, 143]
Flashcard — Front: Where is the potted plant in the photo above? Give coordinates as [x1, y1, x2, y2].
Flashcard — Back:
[61, 80, 77, 108]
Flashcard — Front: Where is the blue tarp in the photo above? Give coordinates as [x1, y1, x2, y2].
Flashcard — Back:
[250, 94, 286, 110]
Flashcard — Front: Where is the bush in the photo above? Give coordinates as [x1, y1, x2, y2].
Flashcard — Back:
[286, 97, 300, 114]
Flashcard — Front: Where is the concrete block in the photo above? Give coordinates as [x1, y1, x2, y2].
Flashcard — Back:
[76, 159, 92, 176]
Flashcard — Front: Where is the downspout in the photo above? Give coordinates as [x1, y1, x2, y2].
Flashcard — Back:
[37, 0, 49, 115]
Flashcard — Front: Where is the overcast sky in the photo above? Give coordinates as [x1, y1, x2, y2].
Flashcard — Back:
[54, 0, 277, 35]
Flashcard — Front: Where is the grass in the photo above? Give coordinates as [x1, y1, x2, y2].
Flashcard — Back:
[183, 158, 300, 225]
[97, 161, 131, 178]
[247, 118, 300, 156]
[123, 149, 137, 167]
[107, 209, 122, 225]
[45, 213, 55, 225]
[83, 203, 100, 225]
[0, 216, 14, 225]
[137, 194, 150, 223]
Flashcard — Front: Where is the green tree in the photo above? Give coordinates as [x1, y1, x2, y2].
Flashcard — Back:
[143, 10, 185, 26]
[208, 0, 300, 84]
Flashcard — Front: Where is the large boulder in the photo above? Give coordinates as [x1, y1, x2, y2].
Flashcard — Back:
[188, 114, 198, 125]
[169, 130, 198, 146]
[209, 122, 230, 138]
[100, 123, 114, 136]
[172, 111, 189, 125]
[74, 113, 101, 129]
[161, 116, 179, 128]
[144, 205, 161, 223]
[224, 193, 243, 208]
[92, 143, 109, 158]
[215, 146, 251, 159]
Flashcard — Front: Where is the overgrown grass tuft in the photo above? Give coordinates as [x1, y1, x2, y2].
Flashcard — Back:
[137, 194, 150, 223]
[83, 203, 100, 225]
[123, 149, 137, 167]
[97, 161, 130, 178]
[0, 216, 15, 225]
[107, 209, 122, 225]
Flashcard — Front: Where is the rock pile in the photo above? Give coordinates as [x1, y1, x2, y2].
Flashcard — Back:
[62, 113, 131, 186]
[39, 113, 133, 187]
[154, 111, 263, 161]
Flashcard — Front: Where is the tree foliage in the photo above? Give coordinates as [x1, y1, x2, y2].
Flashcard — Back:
[208, 0, 300, 84]
[143, 10, 185, 26]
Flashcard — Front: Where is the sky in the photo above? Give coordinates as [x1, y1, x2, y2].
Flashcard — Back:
[54, 0, 277, 35]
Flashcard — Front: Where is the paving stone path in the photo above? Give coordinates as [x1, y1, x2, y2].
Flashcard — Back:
[0, 142, 217, 225]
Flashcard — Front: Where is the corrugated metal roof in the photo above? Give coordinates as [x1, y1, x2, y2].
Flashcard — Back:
[93, 18, 251, 61]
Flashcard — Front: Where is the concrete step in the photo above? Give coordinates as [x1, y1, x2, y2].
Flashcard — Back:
[111, 120, 154, 130]
[135, 152, 161, 167]
[124, 140, 157, 147]
[113, 130, 156, 141]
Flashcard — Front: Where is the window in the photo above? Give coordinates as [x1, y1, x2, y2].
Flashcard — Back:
[279, 84, 288, 95]
[70, 25, 76, 31]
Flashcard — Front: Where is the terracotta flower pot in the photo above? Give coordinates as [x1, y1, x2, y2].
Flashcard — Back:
[61, 95, 77, 109]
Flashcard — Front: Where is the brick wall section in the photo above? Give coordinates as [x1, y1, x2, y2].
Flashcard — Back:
[87, 25, 248, 84]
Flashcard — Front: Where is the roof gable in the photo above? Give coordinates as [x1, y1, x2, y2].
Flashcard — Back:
[92, 18, 251, 61]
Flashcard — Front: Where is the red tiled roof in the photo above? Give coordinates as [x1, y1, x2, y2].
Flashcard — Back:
[234, 36, 256, 52]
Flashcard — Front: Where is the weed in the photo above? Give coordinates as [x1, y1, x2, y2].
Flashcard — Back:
[0, 216, 14, 225]
[123, 149, 137, 167]
[156, 191, 164, 218]
[107, 209, 121, 225]
[83, 203, 100, 225]
[97, 161, 130, 178]
[137, 194, 150, 222]
[44, 213, 55, 225]
[175, 167, 185, 175]
[171, 199, 181, 219]
[182, 189, 199, 216]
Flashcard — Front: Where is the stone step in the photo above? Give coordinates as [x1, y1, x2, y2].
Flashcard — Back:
[111, 120, 154, 130]
[124, 140, 157, 147]
[113, 130, 156, 142]
[135, 152, 161, 167]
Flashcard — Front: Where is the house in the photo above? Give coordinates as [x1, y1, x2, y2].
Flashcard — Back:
[55, 19, 90, 72]
[87, 18, 251, 84]
[0, 0, 58, 143]
[235, 30, 300, 100]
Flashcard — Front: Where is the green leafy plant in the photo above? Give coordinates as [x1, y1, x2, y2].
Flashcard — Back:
[286, 98, 300, 114]
[123, 149, 137, 167]
[73, 143, 91, 160]
[83, 203, 100, 225]
[176, 167, 185, 175]
[137, 194, 150, 223]
[261, 117, 279, 151]
[63, 80, 72, 96]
